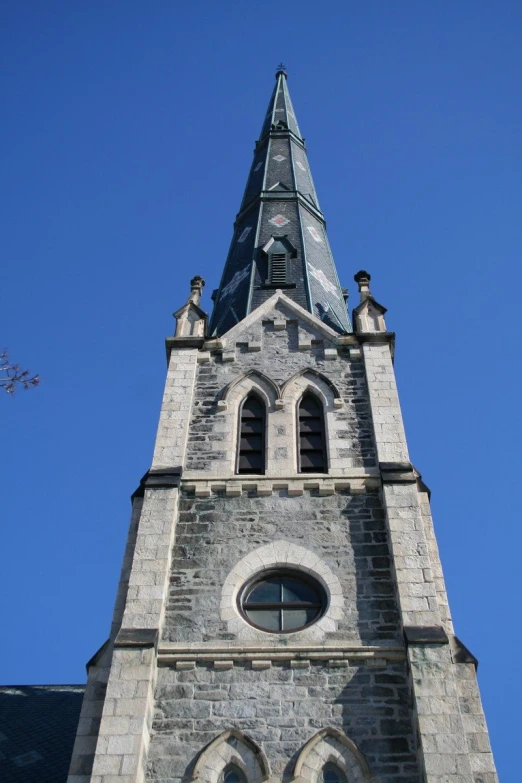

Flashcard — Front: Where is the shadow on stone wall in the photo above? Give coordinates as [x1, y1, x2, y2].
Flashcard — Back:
[146, 661, 419, 783]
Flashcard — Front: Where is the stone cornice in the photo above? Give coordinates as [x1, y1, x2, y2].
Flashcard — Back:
[380, 461, 417, 484]
[157, 643, 406, 668]
[404, 625, 449, 645]
[132, 468, 182, 499]
[180, 473, 380, 498]
[355, 331, 395, 344]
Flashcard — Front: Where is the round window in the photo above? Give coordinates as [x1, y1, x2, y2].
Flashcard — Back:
[239, 570, 326, 633]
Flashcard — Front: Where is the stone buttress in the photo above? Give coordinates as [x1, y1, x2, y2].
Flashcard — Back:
[66, 71, 498, 783]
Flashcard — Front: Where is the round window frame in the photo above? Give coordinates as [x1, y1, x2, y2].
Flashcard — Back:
[237, 568, 328, 635]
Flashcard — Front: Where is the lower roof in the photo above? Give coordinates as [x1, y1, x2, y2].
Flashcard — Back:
[0, 684, 84, 783]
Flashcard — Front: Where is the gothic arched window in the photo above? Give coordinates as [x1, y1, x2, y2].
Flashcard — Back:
[221, 764, 247, 783]
[298, 393, 327, 473]
[237, 394, 266, 475]
[322, 763, 347, 783]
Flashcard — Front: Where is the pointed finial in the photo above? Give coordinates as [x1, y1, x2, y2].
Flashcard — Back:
[354, 270, 371, 302]
[188, 275, 205, 306]
[275, 63, 287, 79]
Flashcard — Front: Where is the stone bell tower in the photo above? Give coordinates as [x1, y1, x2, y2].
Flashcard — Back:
[67, 68, 498, 783]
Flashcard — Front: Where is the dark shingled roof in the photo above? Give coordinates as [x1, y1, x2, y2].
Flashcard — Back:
[209, 69, 352, 337]
[0, 684, 84, 783]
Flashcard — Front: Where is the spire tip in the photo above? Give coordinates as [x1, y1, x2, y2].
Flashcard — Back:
[275, 62, 287, 79]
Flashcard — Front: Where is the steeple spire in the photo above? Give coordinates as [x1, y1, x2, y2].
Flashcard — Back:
[209, 71, 351, 336]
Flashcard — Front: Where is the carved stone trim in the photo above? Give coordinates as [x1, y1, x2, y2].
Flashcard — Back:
[181, 476, 380, 497]
[292, 727, 372, 781]
[165, 336, 205, 349]
[219, 541, 344, 641]
[157, 645, 405, 667]
[114, 628, 158, 649]
[280, 368, 342, 405]
[219, 369, 282, 408]
[191, 729, 270, 783]
[380, 461, 416, 483]
[404, 625, 449, 645]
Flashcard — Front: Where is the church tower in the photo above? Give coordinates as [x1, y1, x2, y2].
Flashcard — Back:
[67, 69, 498, 783]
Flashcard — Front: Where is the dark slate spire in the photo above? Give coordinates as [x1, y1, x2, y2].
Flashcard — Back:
[209, 69, 351, 336]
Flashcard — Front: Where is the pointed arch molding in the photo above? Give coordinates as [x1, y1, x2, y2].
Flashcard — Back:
[192, 729, 270, 783]
[218, 370, 282, 411]
[218, 368, 343, 412]
[281, 369, 343, 409]
[292, 728, 371, 782]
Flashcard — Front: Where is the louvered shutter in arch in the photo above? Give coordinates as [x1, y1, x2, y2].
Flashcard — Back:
[237, 395, 266, 474]
[269, 252, 287, 284]
[298, 393, 327, 473]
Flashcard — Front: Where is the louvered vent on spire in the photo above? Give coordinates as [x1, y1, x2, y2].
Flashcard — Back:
[209, 69, 351, 336]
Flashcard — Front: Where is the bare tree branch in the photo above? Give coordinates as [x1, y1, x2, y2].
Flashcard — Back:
[0, 349, 40, 395]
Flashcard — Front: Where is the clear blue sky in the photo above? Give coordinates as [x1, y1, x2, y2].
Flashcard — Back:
[1, 2, 520, 778]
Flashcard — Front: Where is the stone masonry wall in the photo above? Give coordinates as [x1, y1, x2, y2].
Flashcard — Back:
[184, 306, 377, 476]
[163, 489, 401, 647]
[146, 660, 420, 783]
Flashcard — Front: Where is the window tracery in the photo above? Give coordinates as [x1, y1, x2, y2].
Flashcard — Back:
[239, 569, 326, 633]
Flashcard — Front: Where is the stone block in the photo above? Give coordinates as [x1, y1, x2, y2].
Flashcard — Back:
[318, 482, 335, 496]
[251, 660, 272, 670]
[106, 735, 137, 756]
[225, 482, 242, 497]
[214, 660, 234, 670]
[91, 754, 122, 775]
[366, 657, 387, 668]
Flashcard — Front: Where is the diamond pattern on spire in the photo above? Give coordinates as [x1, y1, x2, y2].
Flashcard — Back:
[238, 227, 252, 243]
[221, 267, 250, 298]
[308, 262, 337, 294]
[209, 72, 352, 336]
[269, 214, 290, 227]
[307, 226, 322, 242]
